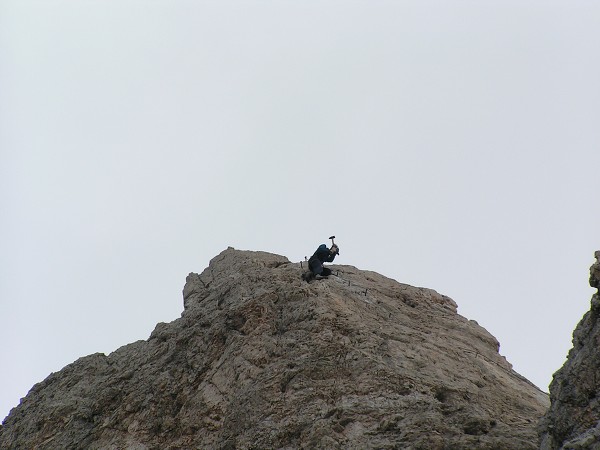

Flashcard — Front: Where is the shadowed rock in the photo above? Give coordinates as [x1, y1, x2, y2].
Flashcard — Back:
[1, 248, 548, 449]
[539, 251, 600, 449]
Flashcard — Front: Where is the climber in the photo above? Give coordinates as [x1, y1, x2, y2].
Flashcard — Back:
[302, 242, 339, 282]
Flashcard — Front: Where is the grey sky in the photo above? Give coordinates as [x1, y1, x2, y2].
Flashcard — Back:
[1, 0, 599, 420]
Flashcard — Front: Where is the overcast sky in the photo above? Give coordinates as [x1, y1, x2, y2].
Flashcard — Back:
[2, 0, 599, 420]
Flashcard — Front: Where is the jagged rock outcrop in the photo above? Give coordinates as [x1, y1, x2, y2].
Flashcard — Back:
[590, 251, 600, 291]
[1, 247, 549, 449]
[540, 251, 600, 449]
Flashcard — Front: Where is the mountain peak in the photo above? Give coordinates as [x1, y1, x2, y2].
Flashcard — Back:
[1, 247, 548, 449]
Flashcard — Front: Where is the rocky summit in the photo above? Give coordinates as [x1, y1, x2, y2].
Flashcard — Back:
[539, 251, 600, 450]
[1, 247, 549, 449]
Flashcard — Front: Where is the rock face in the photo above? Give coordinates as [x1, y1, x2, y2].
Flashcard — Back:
[539, 251, 600, 449]
[590, 251, 600, 290]
[1, 248, 548, 449]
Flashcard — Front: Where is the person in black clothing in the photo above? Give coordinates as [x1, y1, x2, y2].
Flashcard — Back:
[302, 243, 339, 282]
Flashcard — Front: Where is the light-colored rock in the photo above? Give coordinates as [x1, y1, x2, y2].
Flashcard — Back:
[1, 247, 548, 449]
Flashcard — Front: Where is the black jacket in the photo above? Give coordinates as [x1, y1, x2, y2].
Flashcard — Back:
[310, 244, 336, 264]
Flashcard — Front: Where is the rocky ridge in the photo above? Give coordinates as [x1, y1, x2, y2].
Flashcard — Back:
[539, 251, 600, 449]
[1, 248, 549, 449]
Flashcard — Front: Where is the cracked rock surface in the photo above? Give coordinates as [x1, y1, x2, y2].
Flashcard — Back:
[539, 251, 600, 450]
[1, 247, 548, 449]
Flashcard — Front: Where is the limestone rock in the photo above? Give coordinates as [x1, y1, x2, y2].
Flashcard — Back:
[539, 251, 600, 449]
[1, 248, 549, 449]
